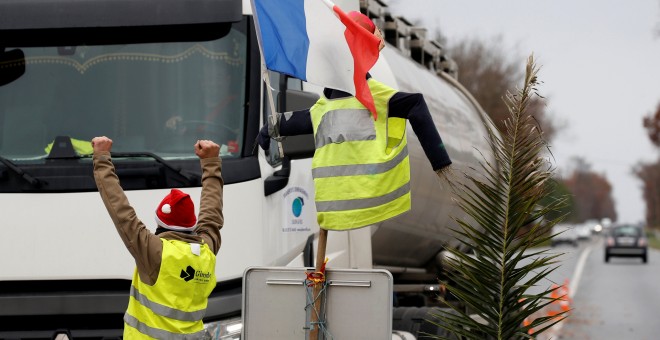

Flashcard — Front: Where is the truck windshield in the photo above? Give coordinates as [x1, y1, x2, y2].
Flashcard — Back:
[0, 26, 247, 161]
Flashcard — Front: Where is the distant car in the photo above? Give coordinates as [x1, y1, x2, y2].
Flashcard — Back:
[604, 225, 647, 263]
[576, 224, 591, 241]
[551, 224, 578, 247]
[591, 223, 603, 234]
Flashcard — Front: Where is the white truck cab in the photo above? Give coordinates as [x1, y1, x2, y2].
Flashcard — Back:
[0, 0, 492, 338]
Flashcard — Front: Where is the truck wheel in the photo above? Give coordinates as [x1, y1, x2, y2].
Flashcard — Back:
[642, 255, 647, 263]
[391, 330, 417, 340]
[393, 306, 460, 339]
[604, 254, 609, 263]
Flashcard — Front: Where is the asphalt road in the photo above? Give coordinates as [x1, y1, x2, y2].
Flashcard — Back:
[541, 236, 660, 340]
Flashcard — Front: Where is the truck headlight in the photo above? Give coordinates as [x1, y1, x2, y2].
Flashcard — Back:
[203, 316, 242, 339]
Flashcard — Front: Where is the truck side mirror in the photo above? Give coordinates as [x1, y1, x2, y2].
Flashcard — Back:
[0, 49, 26, 87]
[264, 89, 318, 196]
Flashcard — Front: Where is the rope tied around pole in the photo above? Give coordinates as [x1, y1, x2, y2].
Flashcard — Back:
[304, 258, 333, 339]
[306, 257, 328, 287]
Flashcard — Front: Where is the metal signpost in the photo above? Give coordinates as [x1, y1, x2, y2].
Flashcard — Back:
[242, 267, 393, 339]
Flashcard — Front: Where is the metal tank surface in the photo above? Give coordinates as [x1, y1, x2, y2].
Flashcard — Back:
[369, 46, 493, 270]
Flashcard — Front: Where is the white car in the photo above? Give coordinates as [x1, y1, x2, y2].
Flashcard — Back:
[551, 224, 578, 247]
[576, 224, 592, 240]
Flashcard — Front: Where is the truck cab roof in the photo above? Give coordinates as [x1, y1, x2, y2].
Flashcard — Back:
[0, 0, 242, 30]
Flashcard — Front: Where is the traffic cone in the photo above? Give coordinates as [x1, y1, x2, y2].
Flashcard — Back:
[547, 284, 562, 319]
[519, 298, 534, 335]
[558, 279, 572, 313]
[546, 281, 572, 320]
[523, 317, 534, 335]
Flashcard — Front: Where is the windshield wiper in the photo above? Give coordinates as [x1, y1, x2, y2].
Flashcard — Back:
[0, 155, 44, 187]
[108, 152, 200, 186]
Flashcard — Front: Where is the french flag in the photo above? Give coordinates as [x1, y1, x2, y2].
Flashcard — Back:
[252, 0, 381, 119]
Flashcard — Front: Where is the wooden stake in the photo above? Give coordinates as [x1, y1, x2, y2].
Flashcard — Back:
[309, 228, 328, 340]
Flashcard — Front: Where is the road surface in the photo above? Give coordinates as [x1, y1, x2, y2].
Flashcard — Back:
[530, 235, 660, 340]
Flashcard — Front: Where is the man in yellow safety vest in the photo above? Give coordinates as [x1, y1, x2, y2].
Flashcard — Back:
[92, 136, 223, 338]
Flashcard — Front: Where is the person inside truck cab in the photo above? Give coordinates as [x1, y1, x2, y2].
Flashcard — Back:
[92, 136, 224, 338]
[257, 11, 452, 231]
[165, 59, 243, 155]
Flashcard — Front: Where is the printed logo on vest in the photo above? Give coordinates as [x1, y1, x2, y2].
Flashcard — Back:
[180, 265, 212, 284]
[180, 265, 195, 282]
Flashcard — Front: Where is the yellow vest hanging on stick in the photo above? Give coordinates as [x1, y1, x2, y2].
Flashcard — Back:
[310, 79, 411, 231]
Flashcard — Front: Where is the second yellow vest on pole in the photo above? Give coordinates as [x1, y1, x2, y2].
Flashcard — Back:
[310, 79, 411, 231]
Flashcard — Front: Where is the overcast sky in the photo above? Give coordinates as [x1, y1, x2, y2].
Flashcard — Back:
[388, 0, 660, 224]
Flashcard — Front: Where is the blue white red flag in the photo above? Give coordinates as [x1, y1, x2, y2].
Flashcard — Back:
[251, 0, 381, 118]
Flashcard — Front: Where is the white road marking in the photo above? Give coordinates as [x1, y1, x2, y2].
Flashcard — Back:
[569, 244, 593, 299]
[543, 244, 594, 340]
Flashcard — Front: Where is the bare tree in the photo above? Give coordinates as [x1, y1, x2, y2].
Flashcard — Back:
[562, 157, 618, 223]
[635, 101, 660, 228]
[643, 102, 660, 148]
[634, 162, 660, 228]
[447, 36, 561, 142]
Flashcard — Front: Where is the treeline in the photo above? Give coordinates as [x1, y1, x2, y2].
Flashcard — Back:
[635, 104, 660, 228]
[560, 158, 617, 223]
[449, 36, 617, 225]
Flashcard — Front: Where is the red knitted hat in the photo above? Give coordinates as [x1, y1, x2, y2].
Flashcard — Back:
[348, 11, 375, 33]
[155, 189, 197, 231]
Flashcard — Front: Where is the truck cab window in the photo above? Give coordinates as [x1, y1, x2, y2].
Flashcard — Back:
[0, 27, 247, 161]
[287, 77, 302, 91]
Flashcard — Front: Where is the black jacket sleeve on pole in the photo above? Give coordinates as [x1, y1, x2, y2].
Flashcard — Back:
[257, 85, 452, 172]
[256, 110, 312, 151]
[388, 91, 452, 171]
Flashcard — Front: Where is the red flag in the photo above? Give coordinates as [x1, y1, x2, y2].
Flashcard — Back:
[332, 6, 381, 119]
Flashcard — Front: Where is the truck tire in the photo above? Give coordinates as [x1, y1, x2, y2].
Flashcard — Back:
[392, 330, 417, 340]
[393, 306, 460, 339]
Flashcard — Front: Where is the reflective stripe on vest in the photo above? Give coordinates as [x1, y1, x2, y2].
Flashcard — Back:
[315, 182, 411, 212]
[124, 313, 208, 340]
[125, 239, 216, 338]
[312, 147, 409, 179]
[315, 108, 376, 148]
[129, 285, 207, 321]
[310, 79, 411, 230]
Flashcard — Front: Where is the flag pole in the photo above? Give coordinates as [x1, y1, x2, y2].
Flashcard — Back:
[250, 0, 284, 157]
[320, 0, 335, 10]
[295, 1, 333, 332]
[309, 228, 328, 340]
[262, 71, 284, 156]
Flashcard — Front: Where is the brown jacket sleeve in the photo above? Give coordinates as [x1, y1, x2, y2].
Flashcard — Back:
[196, 157, 224, 255]
[93, 151, 163, 285]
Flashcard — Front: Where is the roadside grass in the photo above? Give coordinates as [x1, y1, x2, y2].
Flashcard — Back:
[647, 232, 660, 250]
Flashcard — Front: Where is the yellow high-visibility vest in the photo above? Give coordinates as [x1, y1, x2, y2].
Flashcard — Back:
[310, 79, 411, 231]
[44, 137, 93, 155]
[124, 239, 216, 339]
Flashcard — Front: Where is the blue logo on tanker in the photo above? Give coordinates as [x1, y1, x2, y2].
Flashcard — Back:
[292, 197, 304, 217]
